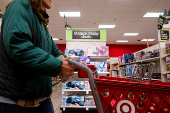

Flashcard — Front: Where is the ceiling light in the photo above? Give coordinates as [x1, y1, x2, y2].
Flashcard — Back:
[98, 25, 116, 28]
[143, 12, 163, 17]
[116, 40, 129, 42]
[141, 39, 155, 41]
[53, 38, 58, 40]
[59, 12, 80, 17]
[123, 33, 139, 36]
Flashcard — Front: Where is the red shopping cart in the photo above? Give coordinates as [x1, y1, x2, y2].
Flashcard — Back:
[68, 60, 170, 113]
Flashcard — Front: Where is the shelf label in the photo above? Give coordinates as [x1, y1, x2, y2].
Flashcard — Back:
[160, 30, 169, 41]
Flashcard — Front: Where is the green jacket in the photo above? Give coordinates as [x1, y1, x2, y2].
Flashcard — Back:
[1, 0, 64, 100]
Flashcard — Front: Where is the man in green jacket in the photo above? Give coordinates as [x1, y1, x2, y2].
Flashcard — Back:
[0, 0, 75, 112]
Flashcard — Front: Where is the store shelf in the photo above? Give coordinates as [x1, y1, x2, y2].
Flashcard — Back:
[162, 71, 170, 75]
[119, 57, 160, 67]
[60, 106, 96, 111]
[72, 56, 109, 62]
[141, 57, 160, 62]
[161, 54, 170, 59]
[112, 69, 118, 71]
[112, 62, 118, 65]
[62, 89, 91, 94]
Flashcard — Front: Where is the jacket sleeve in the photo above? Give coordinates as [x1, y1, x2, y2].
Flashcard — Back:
[51, 39, 67, 58]
[3, 5, 62, 76]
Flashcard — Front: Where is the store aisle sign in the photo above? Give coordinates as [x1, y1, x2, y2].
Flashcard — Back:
[73, 31, 100, 39]
[66, 29, 106, 41]
[160, 30, 169, 41]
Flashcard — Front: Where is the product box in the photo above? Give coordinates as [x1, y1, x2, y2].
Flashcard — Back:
[85, 95, 95, 106]
[166, 57, 170, 64]
[90, 62, 107, 72]
[62, 95, 84, 106]
[118, 56, 123, 65]
[167, 64, 170, 71]
[63, 81, 84, 90]
[126, 65, 133, 77]
[152, 73, 161, 79]
[165, 39, 170, 54]
[79, 56, 90, 65]
[86, 46, 109, 56]
[167, 74, 170, 82]
[152, 49, 159, 57]
[136, 51, 144, 61]
[84, 81, 90, 90]
[65, 49, 85, 56]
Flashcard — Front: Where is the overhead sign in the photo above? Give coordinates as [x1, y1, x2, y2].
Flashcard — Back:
[66, 29, 106, 41]
[72, 31, 100, 39]
[160, 30, 169, 41]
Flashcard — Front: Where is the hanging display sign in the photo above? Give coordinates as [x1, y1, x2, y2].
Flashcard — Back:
[66, 29, 106, 41]
[160, 30, 169, 41]
[157, 15, 166, 30]
[72, 31, 100, 39]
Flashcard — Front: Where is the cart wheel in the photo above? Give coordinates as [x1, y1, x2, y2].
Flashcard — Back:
[116, 100, 135, 113]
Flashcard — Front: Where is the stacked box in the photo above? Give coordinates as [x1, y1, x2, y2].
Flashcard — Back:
[86, 46, 109, 56]
[65, 49, 85, 56]
[62, 95, 84, 106]
[90, 62, 107, 72]
[85, 95, 95, 106]
[136, 51, 145, 61]
[126, 65, 134, 77]
[63, 81, 84, 90]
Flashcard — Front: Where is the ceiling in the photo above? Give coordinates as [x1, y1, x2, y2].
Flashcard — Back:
[0, 0, 170, 45]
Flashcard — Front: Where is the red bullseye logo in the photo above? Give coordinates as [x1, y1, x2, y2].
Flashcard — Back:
[116, 100, 135, 113]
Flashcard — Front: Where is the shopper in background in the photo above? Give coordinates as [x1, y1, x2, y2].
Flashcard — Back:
[0, 0, 76, 113]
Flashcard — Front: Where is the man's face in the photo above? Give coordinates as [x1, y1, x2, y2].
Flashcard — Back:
[42, 0, 53, 9]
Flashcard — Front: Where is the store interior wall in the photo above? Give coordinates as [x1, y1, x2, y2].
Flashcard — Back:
[57, 44, 149, 57]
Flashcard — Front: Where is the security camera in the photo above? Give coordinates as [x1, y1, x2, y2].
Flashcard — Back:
[60, 39, 62, 40]
[138, 40, 141, 41]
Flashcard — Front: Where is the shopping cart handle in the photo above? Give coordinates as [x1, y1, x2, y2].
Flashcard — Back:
[68, 59, 104, 113]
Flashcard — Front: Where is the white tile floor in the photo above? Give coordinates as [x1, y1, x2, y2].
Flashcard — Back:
[51, 82, 63, 113]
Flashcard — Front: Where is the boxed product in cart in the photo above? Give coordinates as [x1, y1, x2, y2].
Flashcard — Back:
[90, 62, 107, 72]
[86, 46, 109, 56]
[79, 56, 90, 65]
[85, 95, 95, 106]
[62, 95, 84, 106]
[65, 49, 85, 56]
[63, 81, 84, 90]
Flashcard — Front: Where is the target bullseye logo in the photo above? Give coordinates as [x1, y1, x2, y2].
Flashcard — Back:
[116, 100, 135, 113]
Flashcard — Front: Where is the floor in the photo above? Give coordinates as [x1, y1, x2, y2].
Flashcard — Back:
[51, 81, 97, 113]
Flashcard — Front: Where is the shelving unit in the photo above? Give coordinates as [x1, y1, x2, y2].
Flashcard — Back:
[72, 56, 109, 62]
[60, 106, 96, 111]
[62, 89, 91, 94]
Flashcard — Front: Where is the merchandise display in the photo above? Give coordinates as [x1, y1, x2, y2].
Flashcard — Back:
[152, 73, 161, 79]
[63, 81, 84, 90]
[125, 65, 134, 77]
[62, 95, 84, 106]
[79, 56, 90, 64]
[165, 39, 170, 54]
[65, 49, 85, 56]
[90, 62, 107, 72]
[86, 46, 109, 56]
[136, 51, 145, 61]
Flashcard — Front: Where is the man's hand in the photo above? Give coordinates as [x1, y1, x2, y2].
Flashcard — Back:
[59, 56, 76, 76]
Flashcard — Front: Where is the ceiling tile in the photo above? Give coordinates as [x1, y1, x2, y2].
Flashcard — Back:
[81, 7, 104, 13]
[103, 7, 128, 13]
[56, 6, 80, 12]
[126, 7, 152, 12]
[119, 18, 141, 22]
[105, 0, 133, 6]
[81, 17, 101, 21]
[100, 17, 120, 22]
[130, 0, 159, 7]
[49, 17, 63, 24]
[122, 13, 146, 18]
[139, 18, 159, 22]
[54, 0, 80, 7]
[80, 0, 107, 7]
[81, 13, 102, 18]
[102, 13, 123, 18]
[47, 11, 61, 17]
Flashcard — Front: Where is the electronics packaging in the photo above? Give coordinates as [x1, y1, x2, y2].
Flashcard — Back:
[62, 95, 84, 106]
[85, 95, 95, 106]
[165, 39, 170, 54]
[63, 81, 84, 90]
[79, 56, 90, 65]
[126, 65, 134, 77]
[86, 46, 109, 56]
[65, 49, 85, 56]
[90, 62, 107, 72]
[84, 81, 90, 90]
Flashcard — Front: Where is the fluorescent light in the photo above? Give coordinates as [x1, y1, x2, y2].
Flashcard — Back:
[116, 40, 129, 42]
[98, 25, 116, 28]
[53, 38, 58, 40]
[141, 39, 155, 41]
[124, 33, 139, 36]
[59, 12, 80, 17]
[143, 12, 163, 17]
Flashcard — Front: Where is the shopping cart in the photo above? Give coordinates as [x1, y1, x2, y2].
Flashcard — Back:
[68, 59, 170, 113]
